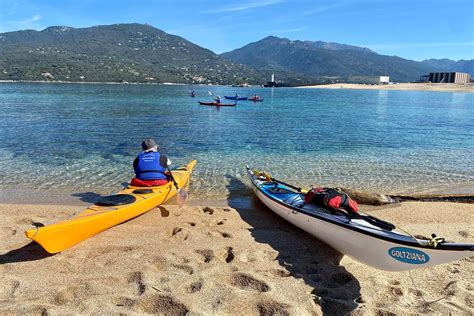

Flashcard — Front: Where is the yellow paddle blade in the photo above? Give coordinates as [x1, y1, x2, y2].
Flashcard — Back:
[177, 189, 188, 207]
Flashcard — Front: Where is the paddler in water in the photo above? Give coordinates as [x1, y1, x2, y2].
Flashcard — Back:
[131, 138, 171, 187]
[214, 95, 221, 103]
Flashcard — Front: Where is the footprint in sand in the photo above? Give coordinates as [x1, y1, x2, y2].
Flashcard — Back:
[269, 268, 290, 278]
[170, 227, 189, 241]
[128, 271, 146, 296]
[389, 279, 401, 286]
[136, 294, 189, 314]
[389, 287, 404, 296]
[195, 249, 214, 263]
[229, 273, 270, 292]
[116, 297, 136, 307]
[148, 256, 168, 271]
[159, 206, 170, 217]
[208, 231, 233, 238]
[225, 247, 235, 263]
[171, 263, 193, 275]
[0, 279, 20, 299]
[0, 227, 17, 238]
[256, 300, 290, 316]
[186, 281, 203, 294]
[214, 247, 234, 263]
[203, 207, 214, 215]
[15, 218, 34, 225]
[53, 283, 93, 305]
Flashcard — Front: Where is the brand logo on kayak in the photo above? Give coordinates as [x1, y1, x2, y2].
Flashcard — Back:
[388, 247, 429, 264]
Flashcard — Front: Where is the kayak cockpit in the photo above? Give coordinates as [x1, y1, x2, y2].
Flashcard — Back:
[95, 194, 137, 206]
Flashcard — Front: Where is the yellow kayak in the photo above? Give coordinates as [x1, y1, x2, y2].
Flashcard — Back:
[25, 160, 197, 253]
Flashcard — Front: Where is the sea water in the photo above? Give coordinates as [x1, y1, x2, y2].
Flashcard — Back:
[0, 83, 472, 199]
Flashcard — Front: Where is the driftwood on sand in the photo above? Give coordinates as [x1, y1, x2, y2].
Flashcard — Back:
[340, 188, 474, 205]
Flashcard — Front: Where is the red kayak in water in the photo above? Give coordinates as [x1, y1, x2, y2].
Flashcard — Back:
[248, 97, 263, 102]
[198, 101, 236, 107]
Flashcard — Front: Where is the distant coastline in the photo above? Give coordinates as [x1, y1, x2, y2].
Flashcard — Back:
[0, 79, 189, 86]
[2, 80, 473, 93]
[297, 82, 474, 93]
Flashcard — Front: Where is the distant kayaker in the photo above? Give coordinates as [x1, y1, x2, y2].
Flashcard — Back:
[235, 92, 239, 98]
[190, 90, 196, 97]
[214, 95, 221, 103]
[131, 138, 171, 187]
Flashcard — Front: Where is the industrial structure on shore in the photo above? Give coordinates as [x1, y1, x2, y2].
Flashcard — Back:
[419, 72, 471, 84]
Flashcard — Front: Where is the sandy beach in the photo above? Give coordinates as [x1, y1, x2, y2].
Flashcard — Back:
[1, 191, 472, 314]
[297, 83, 474, 93]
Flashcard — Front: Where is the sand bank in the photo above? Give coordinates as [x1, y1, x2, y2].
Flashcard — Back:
[297, 83, 474, 93]
[0, 196, 473, 314]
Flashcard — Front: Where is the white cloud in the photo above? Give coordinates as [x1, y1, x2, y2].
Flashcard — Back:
[31, 14, 42, 22]
[269, 27, 307, 33]
[205, 0, 285, 13]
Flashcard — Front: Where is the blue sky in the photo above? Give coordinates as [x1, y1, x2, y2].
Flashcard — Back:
[1, 0, 472, 61]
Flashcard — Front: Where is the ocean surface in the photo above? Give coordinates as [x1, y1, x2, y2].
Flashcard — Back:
[0, 82, 473, 199]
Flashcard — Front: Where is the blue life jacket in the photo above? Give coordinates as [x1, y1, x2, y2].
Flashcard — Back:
[135, 152, 167, 180]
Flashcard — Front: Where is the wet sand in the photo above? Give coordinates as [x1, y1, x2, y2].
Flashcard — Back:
[297, 83, 474, 93]
[0, 188, 473, 315]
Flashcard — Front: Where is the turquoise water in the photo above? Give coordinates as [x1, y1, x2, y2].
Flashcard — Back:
[0, 83, 473, 198]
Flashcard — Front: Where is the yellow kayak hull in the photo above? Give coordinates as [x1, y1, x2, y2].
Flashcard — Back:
[25, 160, 197, 253]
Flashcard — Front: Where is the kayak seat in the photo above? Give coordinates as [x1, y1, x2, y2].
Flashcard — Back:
[95, 194, 137, 206]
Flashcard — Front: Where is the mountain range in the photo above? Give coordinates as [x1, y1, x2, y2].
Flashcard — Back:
[421, 58, 473, 76]
[0, 23, 471, 85]
[0, 23, 264, 84]
[221, 36, 472, 83]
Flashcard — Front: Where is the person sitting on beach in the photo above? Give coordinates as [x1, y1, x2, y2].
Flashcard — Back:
[131, 138, 171, 187]
[214, 95, 221, 103]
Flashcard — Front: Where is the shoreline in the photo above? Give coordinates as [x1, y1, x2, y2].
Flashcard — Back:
[297, 82, 474, 93]
[1, 181, 473, 206]
[2, 80, 473, 93]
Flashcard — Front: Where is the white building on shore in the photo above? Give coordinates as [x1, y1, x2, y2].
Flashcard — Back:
[348, 75, 390, 84]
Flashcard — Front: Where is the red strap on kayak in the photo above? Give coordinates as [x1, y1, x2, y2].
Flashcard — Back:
[131, 177, 168, 187]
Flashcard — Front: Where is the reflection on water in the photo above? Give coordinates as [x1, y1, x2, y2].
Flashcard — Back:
[0, 83, 473, 199]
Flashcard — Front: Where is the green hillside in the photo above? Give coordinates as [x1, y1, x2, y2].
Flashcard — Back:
[0, 23, 265, 84]
[221, 36, 439, 83]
